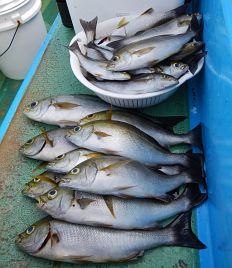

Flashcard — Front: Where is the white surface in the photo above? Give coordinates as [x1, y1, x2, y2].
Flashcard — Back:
[69, 16, 204, 108]
[67, 0, 185, 34]
[0, 0, 47, 79]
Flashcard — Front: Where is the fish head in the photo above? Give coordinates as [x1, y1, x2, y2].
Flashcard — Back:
[45, 153, 72, 173]
[23, 99, 50, 121]
[184, 41, 204, 52]
[79, 112, 107, 125]
[16, 218, 50, 254]
[22, 175, 58, 199]
[106, 50, 132, 71]
[59, 160, 98, 188]
[66, 124, 94, 146]
[158, 74, 179, 89]
[171, 62, 189, 74]
[37, 187, 73, 215]
[19, 135, 46, 158]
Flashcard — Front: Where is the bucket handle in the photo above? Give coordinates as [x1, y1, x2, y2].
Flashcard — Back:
[0, 21, 21, 58]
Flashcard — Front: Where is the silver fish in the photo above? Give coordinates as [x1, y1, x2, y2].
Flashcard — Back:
[37, 185, 206, 229]
[22, 172, 61, 199]
[59, 156, 204, 200]
[79, 111, 202, 149]
[111, 5, 188, 37]
[80, 17, 104, 60]
[16, 213, 206, 263]
[46, 149, 104, 173]
[108, 14, 202, 50]
[91, 73, 178, 94]
[170, 41, 205, 61]
[23, 94, 112, 127]
[155, 62, 189, 79]
[19, 128, 77, 161]
[107, 19, 199, 71]
[69, 41, 130, 80]
[66, 120, 202, 167]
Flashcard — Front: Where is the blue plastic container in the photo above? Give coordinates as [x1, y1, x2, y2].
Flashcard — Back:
[189, 1, 232, 267]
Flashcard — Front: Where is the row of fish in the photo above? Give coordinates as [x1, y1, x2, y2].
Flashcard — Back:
[16, 92, 207, 263]
[68, 4, 205, 94]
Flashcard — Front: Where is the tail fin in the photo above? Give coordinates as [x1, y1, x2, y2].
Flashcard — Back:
[169, 212, 206, 249]
[69, 41, 81, 53]
[188, 124, 203, 150]
[151, 115, 187, 129]
[188, 52, 207, 74]
[107, 39, 125, 50]
[190, 14, 202, 34]
[182, 184, 207, 209]
[80, 17, 98, 44]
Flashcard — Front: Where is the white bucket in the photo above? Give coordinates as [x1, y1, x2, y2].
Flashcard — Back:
[0, 0, 47, 80]
[66, 0, 185, 34]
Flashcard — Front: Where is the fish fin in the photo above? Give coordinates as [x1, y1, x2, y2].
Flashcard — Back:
[51, 233, 60, 247]
[114, 185, 136, 191]
[106, 105, 113, 120]
[187, 124, 203, 150]
[103, 196, 115, 218]
[155, 194, 173, 203]
[94, 131, 111, 138]
[76, 198, 96, 209]
[83, 152, 104, 158]
[168, 212, 206, 249]
[188, 52, 206, 75]
[53, 102, 81, 109]
[171, 4, 188, 17]
[182, 184, 207, 209]
[106, 40, 124, 50]
[132, 47, 155, 57]
[140, 8, 154, 16]
[80, 17, 98, 44]
[190, 14, 202, 34]
[40, 128, 53, 147]
[151, 116, 187, 129]
[69, 41, 81, 53]
[183, 164, 207, 188]
[58, 120, 79, 127]
[117, 17, 129, 29]
[100, 159, 132, 173]
[97, 36, 109, 45]
[60, 255, 93, 263]
[32, 162, 47, 172]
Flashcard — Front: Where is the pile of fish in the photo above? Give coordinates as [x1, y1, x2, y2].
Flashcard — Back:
[69, 4, 205, 94]
[16, 93, 207, 264]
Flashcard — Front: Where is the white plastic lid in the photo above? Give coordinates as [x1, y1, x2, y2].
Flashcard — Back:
[0, 0, 42, 31]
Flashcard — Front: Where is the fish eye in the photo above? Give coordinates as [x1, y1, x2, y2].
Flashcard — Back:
[33, 177, 40, 183]
[74, 126, 81, 132]
[30, 101, 38, 109]
[113, 56, 119, 62]
[87, 114, 94, 118]
[55, 154, 65, 160]
[25, 138, 34, 145]
[48, 189, 58, 200]
[26, 225, 35, 235]
[174, 63, 180, 68]
[71, 168, 80, 175]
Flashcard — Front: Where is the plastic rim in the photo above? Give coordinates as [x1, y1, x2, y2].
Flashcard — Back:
[0, 0, 29, 14]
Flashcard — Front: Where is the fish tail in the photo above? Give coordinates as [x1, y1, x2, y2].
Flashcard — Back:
[187, 124, 203, 150]
[168, 212, 206, 249]
[190, 14, 203, 35]
[170, 3, 189, 17]
[182, 184, 207, 210]
[80, 17, 98, 44]
[107, 39, 125, 50]
[188, 52, 207, 74]
[69, 41, 81, 53]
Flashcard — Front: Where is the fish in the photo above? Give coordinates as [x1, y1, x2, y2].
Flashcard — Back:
[154, 61, 189, 79]
[22, 172, 62, 199]
[111, 4, 188, 37]
[79, 17, 105, 60]
[79, 110, 202, 149]
[59, 156, 204, 200]
[23, 94, 113, 127]
[108, 14, 202, 50]
[170, 41, 205, 61]
[46, 148, 104, 174]
[19, 128, 77, 161]
[129, 67, 156, 75]
[66, 120, 203, 167]
[37, 185, 207, 230]
[16, 212, 206, 263]
[107, 17, 200, 71]
[91, 73, 179, 94]
[68, 41, 130, 80]
[87, 42, 113, 60]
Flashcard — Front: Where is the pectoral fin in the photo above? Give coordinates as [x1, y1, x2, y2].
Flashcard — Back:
[103, 196, 115, 218]
[76, 198, 96, 209]
[60, 255, 93, 263]
[132, 47, 155, 57]
[94, 131, 111, 138]
[141, 8, 154, 16]
[117, 17, 129, 29]
[32, 162, 47, 172]
[53, 102, 81, 109]
[83, 152, 104, 158]
[40, 128, 54, 147]
[100, 160, 132, 174]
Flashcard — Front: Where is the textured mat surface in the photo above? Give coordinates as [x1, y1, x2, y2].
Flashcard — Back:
[0, 23, 200, 268]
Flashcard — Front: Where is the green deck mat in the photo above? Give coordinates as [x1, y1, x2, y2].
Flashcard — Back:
[0, 23, 200, 268]
[0, 0, 58, 125]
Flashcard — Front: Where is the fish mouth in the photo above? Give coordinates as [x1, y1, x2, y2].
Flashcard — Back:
[22, 184, 30, 195]
[58, 178, 71, 186]
[36, 197, 46, 208]
[20, 140, 46, 157]
[106, 63, 115, 70]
